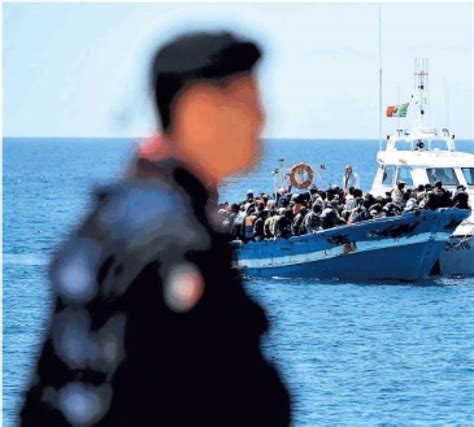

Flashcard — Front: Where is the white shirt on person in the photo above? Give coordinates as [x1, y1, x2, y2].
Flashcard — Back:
[342, 171, 360, 190]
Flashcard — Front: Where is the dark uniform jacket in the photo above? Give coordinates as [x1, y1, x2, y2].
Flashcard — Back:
[20, 156, 291, 426]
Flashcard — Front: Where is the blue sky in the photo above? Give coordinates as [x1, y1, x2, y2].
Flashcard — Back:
[3, 2, 473, 139]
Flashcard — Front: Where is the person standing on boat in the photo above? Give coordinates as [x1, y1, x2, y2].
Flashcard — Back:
[253, 209, 268, 241]
[243, 206, 258, 241]
[223, 203, 240, 234]
[20, 31, 291, 426]
[231, 205, 247, 240]
[342, 164, 360, 192]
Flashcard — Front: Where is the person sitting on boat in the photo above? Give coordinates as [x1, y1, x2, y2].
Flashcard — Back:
[266, 199, 276, 210]
[332, 194, 345, 215]
[274, 209, 293, 238]
[341, 187, 356, 220]
[421, 191, 443, 210]
[321, 200, 347, 229]
[277, 192, 291, 209]
[259, 193, 269, 208]
[270, 208, 283, 238]
[264, 209, 277, 239]
[370, 206, 383, 219]
[292, 193, 308, 216]
[391, 181, 406, 207]
[413, 184, 425, 203]
[312, 190, 327, 209]
[292, 207, 308, 236]
[255, 198, 266, 214]
[348, 199, 370, 224]
[369, 198, 384, 218]
[276, 187, 290, 208]
[246, 189, 254, 203]
[381, 201, 402, 217]
[269, 208, 283, 238]
[364, 193, 376, 210]
[350, 188, 365, 219]
[342, 164, 360, 192]
[415, 184, 431, 204]
[403, 190, 419, 213]
[304, 202, 323, 233]
[432, 181, 454, 208]
[452, 185, 470, 210]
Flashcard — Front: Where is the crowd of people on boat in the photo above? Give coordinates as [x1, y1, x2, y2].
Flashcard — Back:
[217, 169, 470, 242]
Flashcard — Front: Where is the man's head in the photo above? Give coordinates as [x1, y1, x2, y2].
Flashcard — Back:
[150, 31, 263, 181]
[344, 165, 353, 174]
[312, 202, 322, 214]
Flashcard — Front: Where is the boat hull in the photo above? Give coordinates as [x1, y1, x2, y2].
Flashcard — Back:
[234, 209, 469, 281]
[439, 235, 474, 276]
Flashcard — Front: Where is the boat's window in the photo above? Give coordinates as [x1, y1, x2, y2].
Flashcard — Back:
[430, 140, 449, 150]
[462, 168, 474, 185]
[382, 166, 396, 186]
[397, 166, 413, 186]
[426, 168, 459, 186]
[393, 140, 412, 151]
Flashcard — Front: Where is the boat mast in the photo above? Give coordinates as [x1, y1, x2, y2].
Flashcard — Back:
[444, 76, 450, 129]
[414, 57, 428, 129]
[378, 4, 383, 151]
[397, 86, 400, 131]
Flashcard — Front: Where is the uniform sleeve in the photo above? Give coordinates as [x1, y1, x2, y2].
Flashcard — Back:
[20, 181, 210, 426]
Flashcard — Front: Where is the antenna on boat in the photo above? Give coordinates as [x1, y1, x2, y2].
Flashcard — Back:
[272, 158, 285, 199]
[378, 3, 383, 151]
[444, 76, 450, 129]
[414, 57, 429, 129]
[397, 86, 401, 131]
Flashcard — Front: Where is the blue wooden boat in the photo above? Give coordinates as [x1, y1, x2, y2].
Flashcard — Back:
[233, 208, 470, 281]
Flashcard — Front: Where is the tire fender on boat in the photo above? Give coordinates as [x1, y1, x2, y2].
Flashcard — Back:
[289, 163, 314, 189]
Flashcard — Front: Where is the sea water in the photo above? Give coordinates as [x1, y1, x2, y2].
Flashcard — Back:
[3, 138, 474, 426]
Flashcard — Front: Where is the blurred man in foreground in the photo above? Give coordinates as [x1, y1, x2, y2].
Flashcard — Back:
[21, 31, 291, 426]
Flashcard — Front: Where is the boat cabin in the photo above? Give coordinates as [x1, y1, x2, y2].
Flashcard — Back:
[370, 129, 474, 198]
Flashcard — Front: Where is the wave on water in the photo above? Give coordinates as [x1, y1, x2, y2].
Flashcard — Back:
[3, 253, 49, 266]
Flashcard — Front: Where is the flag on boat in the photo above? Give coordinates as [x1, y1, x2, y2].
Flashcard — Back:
[386, 103, 409, 117]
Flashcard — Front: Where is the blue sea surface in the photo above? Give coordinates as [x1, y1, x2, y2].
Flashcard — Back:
[3, 137, 474, 426]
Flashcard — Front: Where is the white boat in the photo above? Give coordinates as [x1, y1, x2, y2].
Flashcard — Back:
[369, 59, 474, 276]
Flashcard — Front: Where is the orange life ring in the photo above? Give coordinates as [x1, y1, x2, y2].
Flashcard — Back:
[289, 163, 314, 189]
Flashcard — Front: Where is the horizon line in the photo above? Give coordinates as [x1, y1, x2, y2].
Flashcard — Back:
[3, 136, 474, 142]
